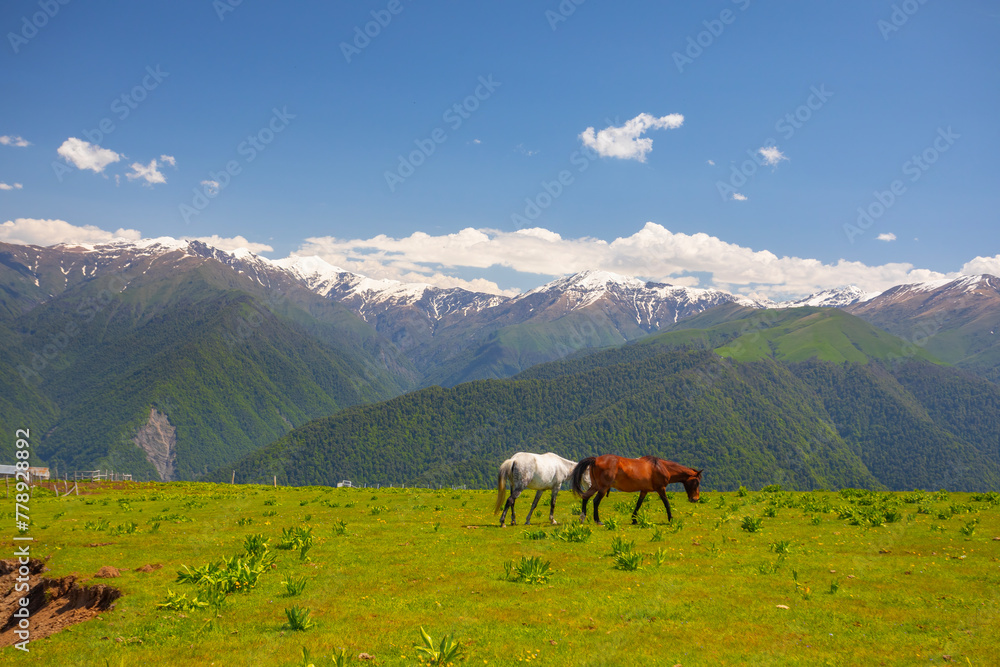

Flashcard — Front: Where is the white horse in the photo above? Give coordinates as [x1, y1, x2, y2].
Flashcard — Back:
[493, 452, 586, 527]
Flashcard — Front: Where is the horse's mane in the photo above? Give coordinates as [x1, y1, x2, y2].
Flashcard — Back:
[641, 455, 698, 477]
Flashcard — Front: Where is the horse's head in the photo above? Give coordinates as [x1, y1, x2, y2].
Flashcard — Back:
[682, 469, 703, 503]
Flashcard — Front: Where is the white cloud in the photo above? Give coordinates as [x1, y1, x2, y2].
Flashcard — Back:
[57, 137, 121, 173]
[0, 135, 30, 147]
[294, 222, 961, 299]
[160, 154, 177, 167]
[0, 182, 23, 191]
[126, 159, 167, 185]
[201, 180, 220, 196]
[758, 146, 788, 167]
[579, 113, 684, 162]
[732, 193, 748, 201]
[876, 233, 897, 242]
[0, 218, 141, 246]
[961, 255, 1000, 276]
[707, 159, 715, 166]
[516, 143, 538, 156]
[183, 235, 273, 254]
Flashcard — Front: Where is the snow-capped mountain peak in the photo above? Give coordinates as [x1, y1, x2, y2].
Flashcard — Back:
[777, 285, 875, 308]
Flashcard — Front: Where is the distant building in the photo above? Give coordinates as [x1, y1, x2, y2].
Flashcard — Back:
[0, 465, 49, 481]
[336, 480, 353, 488]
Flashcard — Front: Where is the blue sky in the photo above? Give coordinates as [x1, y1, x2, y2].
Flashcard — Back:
[1, 1, 998, 298]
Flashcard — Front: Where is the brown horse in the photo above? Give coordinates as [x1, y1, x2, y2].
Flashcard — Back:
[570, 455, 702, 525]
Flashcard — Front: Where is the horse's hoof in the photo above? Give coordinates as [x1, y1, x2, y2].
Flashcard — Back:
[499, 523, 505, 528]
[550, 520, 558, 525]
[595, 521, 604, 526]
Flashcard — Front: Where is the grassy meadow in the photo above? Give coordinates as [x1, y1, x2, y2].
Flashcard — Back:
[4, 482, 999, 666]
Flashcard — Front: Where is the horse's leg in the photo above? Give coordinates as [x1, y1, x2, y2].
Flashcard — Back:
[657, 489, 673, 522]
[508, 488, 523, 526]
[524, 490, 544, 526]
[630, 491, 648, 525]
[593, 491, 607, 526]
[579, 487, 597, 524]
[499, 490, 515, 527]
[549, 488, 558, 525]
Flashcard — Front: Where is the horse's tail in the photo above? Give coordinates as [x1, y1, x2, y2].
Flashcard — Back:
[571, 457, 596, 496]
[494, 459, 514, 513]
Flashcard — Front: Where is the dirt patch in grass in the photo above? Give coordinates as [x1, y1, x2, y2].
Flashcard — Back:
[0, 558, 122, 647]
[134, 563, 163, 573]
[94, 566, 121, 578]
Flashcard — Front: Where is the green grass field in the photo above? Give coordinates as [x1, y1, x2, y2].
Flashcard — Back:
[5, 483, 999, 666]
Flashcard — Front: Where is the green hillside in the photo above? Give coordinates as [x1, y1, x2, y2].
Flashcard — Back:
[4, 262, 415, 479]
[216, 308, 1000, 491]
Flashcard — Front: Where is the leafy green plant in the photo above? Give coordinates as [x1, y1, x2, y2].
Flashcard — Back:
[156, 589, 209, 611]
[741, 516, 763, 533]
[737, 486, 749, 497]
[762, 506, 778, 518]
[332, 647, 350, 667]
[555, 523, 591, 543]
[263, 510, 277, 517]
[614, 549, 644, 571]
[242, 533, 269, 557]
[603, 517, 619, 531]
[829, 580, 840, 594]
[333, 519, 348, 536]
[264, 499, 277, 506]
[523, 529, 547, 540]
[282, 576, 308, 596]
[284, 606, 316, 631]
[111, 520, 140, 536]
[959, 518, 979, 537]
[634, 510, 653, 529]
[610, 536, 635, 557]
[761, 484, 782, 493]
[414, 626, 463, 665]
[810, 516, 822, 526]
[370, 505, 389, 515]
[769, 540, 793, 554]
[503, 556, 552, 584]
[237, 517, 254, 526]
[84, 518, 110, 531]
[649, 526, 664, 542]
[653, 547, 667, 566]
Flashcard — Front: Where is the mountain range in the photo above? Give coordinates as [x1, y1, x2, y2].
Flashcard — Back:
[2, 237, 998, 485]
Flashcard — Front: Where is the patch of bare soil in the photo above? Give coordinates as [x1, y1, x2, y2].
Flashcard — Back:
[134, 563, 162, 573]
[94, 566, 120, 578]
[0, 559, 122, 647]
